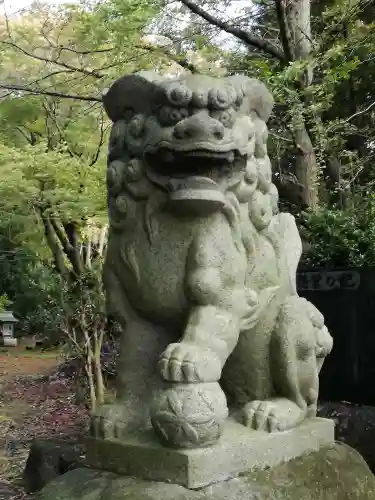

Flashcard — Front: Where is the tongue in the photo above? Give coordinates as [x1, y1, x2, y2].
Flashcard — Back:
[166, 176, 226, 217]
[167, 176, 219, 192]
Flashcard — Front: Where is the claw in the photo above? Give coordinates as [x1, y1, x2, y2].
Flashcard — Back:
[254, 402, 268, 430]
[181, 360, 196, 382]
[244, 408, 255, 427]
[159, 342, 222, 383]
[90, 404, 130, 440]
[243, 399, 305, 433]
[170, 357, 182, 381]
[267, 412, 278, 432]
[102, 417, 115, 439]
[114, 420, 126, 439]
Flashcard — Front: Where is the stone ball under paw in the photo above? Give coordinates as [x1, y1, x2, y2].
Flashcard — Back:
[150, 382, 228, 449]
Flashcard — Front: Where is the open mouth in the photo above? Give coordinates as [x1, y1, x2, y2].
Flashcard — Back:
[145, 148, 247, 181]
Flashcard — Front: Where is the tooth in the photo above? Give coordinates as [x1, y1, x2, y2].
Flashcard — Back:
[228, 151, 235, 163]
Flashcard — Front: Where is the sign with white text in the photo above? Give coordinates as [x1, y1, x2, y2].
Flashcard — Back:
[297, 270, 360, 291]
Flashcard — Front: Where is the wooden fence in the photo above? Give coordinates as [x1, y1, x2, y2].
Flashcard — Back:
[297, 268, 375, 404]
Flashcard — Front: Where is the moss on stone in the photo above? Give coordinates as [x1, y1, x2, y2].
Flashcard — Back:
[237, 442, 375, 499]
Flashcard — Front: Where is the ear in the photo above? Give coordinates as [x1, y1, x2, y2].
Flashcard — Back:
[227, 75, 274, 122]
[102, 72, 164, 122]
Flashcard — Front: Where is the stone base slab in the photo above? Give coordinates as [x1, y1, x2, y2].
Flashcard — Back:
[85, 417, 334, 489]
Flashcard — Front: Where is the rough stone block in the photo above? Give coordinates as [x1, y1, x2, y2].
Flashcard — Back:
[85, 417, 334, 489]
[23, 439, 84, 493]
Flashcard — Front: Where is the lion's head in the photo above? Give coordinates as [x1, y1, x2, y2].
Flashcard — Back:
[104, 72, 273, 217]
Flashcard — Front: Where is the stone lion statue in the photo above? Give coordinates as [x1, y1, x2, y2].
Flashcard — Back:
[90, 71, 333, 449]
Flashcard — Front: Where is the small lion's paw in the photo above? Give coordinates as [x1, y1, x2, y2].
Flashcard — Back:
[243, 400, 279, 432]
[243, 399, 305, 433]
[158, 342, 222, 383]
[90, 404, 129, 440]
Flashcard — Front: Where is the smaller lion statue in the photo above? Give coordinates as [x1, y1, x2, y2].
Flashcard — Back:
[90, 71, 333, 449]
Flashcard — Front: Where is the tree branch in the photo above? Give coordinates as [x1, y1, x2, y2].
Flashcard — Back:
[269, 131, 294, 143]
[273, 0, 294, 61]
[50, 217, 85, 277]
[39, 209, 69, 279]
[178, 0, 285, 61]
[40, 43, 115, 55]
[15, 126, 35, 144]
[0, 83, 102, 102]
[89, 108, 107, 167]
[326, 101, 375, 132]
[341, 101, 375, 124]
[0, 40, 104, 79]
[140, 43, 200, 73]
[42, 100, 77, 157]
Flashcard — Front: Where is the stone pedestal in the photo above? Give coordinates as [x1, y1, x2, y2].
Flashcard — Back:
[34, 441, 375, 500]
[85, 417, 334, 489]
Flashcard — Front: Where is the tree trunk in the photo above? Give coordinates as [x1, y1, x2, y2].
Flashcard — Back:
[294, 126, 318, 209]
[178, 0, 320, 208]
[84, 357, 97, 412]
[93, 325, 105, 406]
[286, 0, 319, 209]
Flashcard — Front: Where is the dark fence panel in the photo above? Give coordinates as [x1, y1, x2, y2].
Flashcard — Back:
[297, 268, 375, 405]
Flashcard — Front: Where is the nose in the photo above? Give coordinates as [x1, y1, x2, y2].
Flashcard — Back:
[173, 113, 225, 141]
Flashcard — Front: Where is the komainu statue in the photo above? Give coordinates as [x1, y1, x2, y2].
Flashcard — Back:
[91, 72, 333, 449]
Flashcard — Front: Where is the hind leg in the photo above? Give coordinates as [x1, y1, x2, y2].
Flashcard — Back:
[243, 296, 332, 432]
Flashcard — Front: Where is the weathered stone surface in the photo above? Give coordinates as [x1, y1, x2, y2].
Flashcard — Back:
[34, 443, 375, 500]
[90, 70, 333, 454]
[86, 418, 334, 489]
[23, 439, 84, 493]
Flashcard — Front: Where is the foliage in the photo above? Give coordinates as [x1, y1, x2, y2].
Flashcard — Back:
[0, 0, 373, 372]
[152, 0, 375, 210]
[0, 245, 62, 337]
[300, 195, 375, 268]
[0, 294, 9, 312]
[0, 141, 106, 224]
[0, 0, 181, 404]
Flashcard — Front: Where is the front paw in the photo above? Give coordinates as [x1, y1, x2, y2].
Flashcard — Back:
[158, 342, 222, 382]
[90, 403, 129, 440]
[243, 399, 305, 432]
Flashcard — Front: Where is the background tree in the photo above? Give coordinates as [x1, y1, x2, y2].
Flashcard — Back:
[0, 0, 374, 356]
[149, 0, 375, 211]
[0, 0, 166, 404]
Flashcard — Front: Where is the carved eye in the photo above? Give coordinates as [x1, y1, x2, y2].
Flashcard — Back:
[166, 83, 193, 107]
[158, 106, 188, 127]
[211, 109, 236, 128]
[128, 114, 145, 138]
[208, 85, 237, 110]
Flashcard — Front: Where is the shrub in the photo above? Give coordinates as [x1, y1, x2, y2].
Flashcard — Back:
[299, 195, 375, 268]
